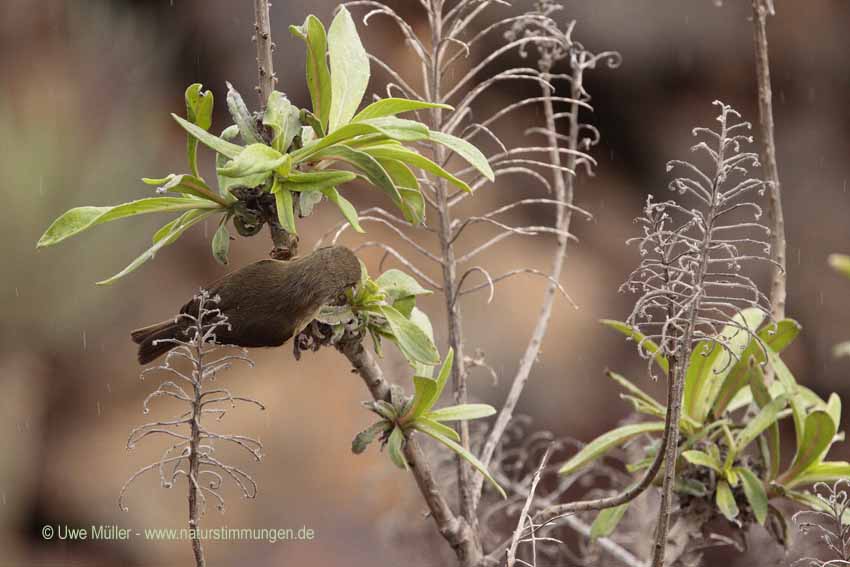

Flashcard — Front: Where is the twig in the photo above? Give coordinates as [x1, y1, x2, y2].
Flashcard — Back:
[253, 0, 277, 106]
[425, 1, 479, 540]
[751, 0, 786, 321]
[506, 447, 551, 567]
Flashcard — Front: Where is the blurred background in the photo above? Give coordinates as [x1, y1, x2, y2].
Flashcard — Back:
[1, 0, 849, 565]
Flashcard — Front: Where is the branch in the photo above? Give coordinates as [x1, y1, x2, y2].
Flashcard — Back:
[751, 0, 786, 321]
[253, 0, 276, 106]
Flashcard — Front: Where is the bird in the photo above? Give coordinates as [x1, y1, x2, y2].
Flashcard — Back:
[131, 245, 361, 365]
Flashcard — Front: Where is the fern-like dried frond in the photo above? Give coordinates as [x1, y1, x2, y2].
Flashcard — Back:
[120, 290, 263, 515]
[622, 101, 776, 377]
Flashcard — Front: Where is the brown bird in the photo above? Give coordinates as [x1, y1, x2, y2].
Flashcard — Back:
[131, 246, 361, 364]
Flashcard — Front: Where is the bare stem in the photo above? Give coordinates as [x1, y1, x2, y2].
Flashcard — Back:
[472, 64, 582, 512]
[188, 340, 206, 567]
[426, 1, 479, 543]
[535, 354, 680, 524]
[751, 0, 786, 321]
[253, 0, 276, 107]
[649, 359, 685, 567]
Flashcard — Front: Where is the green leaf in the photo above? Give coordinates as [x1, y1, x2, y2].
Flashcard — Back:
[282, 170, 359, 192]
[681, 450, 722, 472]
[779, 410, 838, 486]
[676, 477, 709, 497]
[765, 348, 798, 395]
[607, 371, 664, 413]
[376, 269, 432, 302]
[559, 421, 666, 476]
[786, 461, 850, 489]
[785, 489, 832, 513]
[38, 197, 222, 248]
[215, 126, 269, 193]
[263, 91, 302, 153]
[301, 109, 325, 138]
[409, 307, 436, 378]
[290, 15, 331, 130]
[826, 393, 842, 429]
[429, 130, 495, 182]
[380, 159, 424, 224]
[272, 182, 297, 235]
[427, 404, 496, 422]
[353, 98, 452, 122]
[829, 253, 850, 279]
[96, 209, 217, 285]
[327, 7, 370, 132]
[409, 375, 438, 420]
[416, 422, 507, 498]
[352, 420, 392, 454]
[172, 114, 243, 159]
[184, 83, 214, 177]
[380, 305, 440, 366]
[411, 417, 460, 443]
[600, 319, 669, 375]
[312, 144, 404, 211]
[734, 395, 788, 452]
[712, 318, 801, 416]
[387, 426, 408, 470]
[293, 120, 429, 163]
[218, 143, 288, 178]
[685, 308, 766, 424]
[735, 467, 768, 525]
[226, 82, 261, 144]
[364, 144, 472, 193]
[749, 363, 781, 480]
[211, 218, 230, 266]
[715, 480, 739, 521]
[152, 212, 188, 244]
[144, 173, 232, 206]
[590, 503, 629, 543]
[322, 187, 364, 233]
[433, 347, 454, 402]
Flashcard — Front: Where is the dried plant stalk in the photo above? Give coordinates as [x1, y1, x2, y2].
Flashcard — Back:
[751, 0, 786, 322]
[119, 291, 263, 567]
[794, 480, 850, 567]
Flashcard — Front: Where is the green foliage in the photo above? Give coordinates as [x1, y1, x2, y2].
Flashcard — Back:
[566, 310, 847, 533]
[351, 349, 506, 498]
[38, 8, 494, 284]
[316, 263, 439, 368]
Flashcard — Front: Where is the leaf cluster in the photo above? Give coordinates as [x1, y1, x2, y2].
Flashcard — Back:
[351, 348, 506, 498]
[315, 263, 440, 370]
[564, 310, 848, 542]
[37, 8, 493, 285]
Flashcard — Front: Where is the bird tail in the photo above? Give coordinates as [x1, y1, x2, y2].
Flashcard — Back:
[131, 319, 181, 365]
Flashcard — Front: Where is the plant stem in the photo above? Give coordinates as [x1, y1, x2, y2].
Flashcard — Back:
[253, 0, 297, 259]
[751, 0, 786, 321]
[253, 0, 276, 107]
[649, 358, 685, 567]
[426, 1, 479, 544]
[188, 336, 206, 567]
[535, 351, 680, 524]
